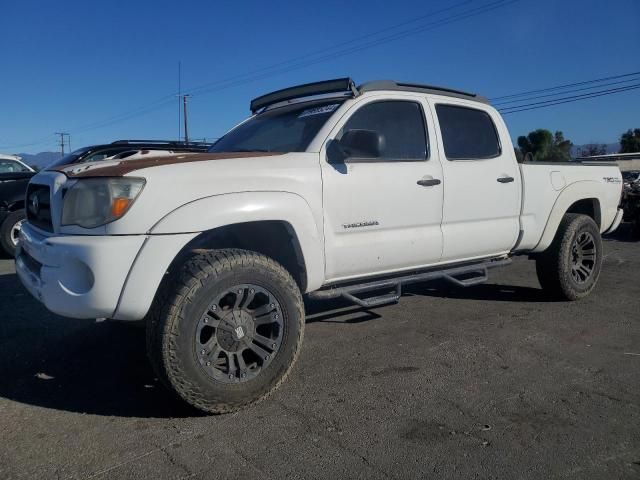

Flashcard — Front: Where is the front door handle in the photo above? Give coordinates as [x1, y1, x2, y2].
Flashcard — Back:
[417, 178, 442, 187]
[497, 176, 514, 183]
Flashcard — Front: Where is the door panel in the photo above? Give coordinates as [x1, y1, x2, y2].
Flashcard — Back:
[321, 96, 444, 282]
[431, 100, 521, 261]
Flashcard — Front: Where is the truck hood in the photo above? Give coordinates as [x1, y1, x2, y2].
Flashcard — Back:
[48, 151, 284, 178]
[37, 150, 321, 235]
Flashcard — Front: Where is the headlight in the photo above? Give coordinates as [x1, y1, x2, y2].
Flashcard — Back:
[61, 177, 145, 228]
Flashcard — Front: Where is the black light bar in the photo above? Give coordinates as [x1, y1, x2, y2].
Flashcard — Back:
[250, 77, 357, 113]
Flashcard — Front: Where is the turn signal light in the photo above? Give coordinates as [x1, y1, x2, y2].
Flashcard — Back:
[111, 197, 131, 217]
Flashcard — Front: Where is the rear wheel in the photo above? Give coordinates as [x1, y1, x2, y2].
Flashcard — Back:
[0, 210, 26, 257]
[146, 249, 304, 413]
[535, 213, 602, 300]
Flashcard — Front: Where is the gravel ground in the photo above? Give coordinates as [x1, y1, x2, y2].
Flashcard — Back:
[0, 226, 639, 479]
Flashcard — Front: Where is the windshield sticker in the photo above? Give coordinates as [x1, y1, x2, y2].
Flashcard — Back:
[298, 104, 340, 118]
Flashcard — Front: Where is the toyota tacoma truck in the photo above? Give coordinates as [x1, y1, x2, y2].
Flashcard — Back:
[16, 78, 624, 413]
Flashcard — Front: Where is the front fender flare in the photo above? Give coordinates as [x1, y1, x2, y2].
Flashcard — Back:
[113, 191, 325, 321]
[151, 191, 324, 291]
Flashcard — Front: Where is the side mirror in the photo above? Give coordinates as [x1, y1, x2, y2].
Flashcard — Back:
[523, 152, 534, 163]
[339, 129, 385, 160]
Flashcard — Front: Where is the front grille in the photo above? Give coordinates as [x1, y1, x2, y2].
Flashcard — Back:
[26, 184, 53, 232]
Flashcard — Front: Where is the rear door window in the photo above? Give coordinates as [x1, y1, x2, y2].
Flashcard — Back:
[436, 104, 500, 160]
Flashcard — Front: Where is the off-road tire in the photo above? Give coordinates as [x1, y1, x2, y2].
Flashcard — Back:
[0, 210, 25, 257]
[535, 213, 602, 300]
[146, 249, 304, 414]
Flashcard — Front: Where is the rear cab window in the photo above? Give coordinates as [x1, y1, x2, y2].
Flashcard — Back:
[435, 104, 501, 160]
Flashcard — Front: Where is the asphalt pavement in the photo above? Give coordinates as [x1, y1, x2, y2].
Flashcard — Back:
[1, 226, 639, 479]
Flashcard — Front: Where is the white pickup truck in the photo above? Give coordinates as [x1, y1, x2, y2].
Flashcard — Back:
[16, 78, 624, 413]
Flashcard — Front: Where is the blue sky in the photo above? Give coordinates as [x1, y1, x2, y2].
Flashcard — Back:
[1, 0, 639, 154]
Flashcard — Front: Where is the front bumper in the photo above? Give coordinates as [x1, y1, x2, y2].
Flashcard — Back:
[15, 222, 146, 319]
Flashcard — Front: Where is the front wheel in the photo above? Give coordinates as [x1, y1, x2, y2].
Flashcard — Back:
[146, 249, 304, 414]
[0, 210, 26, 257]
[535, 213, 603, 300]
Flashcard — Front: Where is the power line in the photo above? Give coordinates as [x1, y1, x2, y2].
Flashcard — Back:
[185, 0, 520, 98]
[8, 0, 637, 145]
[9, 0, 516, 145]
[184, 0, 478, 97]
[499, 83, 640, 114]
[0, 134, 58, 150]
[490, 70, 640, 101]
[492, 76, 640, 106]
[81, 0, 516, 132]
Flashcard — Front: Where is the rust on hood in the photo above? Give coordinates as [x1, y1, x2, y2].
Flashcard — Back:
[48, 151, 284, 178]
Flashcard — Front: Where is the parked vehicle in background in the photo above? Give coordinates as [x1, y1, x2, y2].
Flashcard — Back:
[46, 140, 213, 169]
[16, 78, 624, 413]
[621, 170, 640, 236]
[0, 154, 34, 173]
[0, 154, 36, 256]
[0, 141, 212, 256]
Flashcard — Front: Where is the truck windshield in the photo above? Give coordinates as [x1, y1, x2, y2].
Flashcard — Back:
[48, 147, 93, 167]
[209, 99, 345, 153]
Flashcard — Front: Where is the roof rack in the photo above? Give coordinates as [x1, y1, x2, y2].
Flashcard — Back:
[250, 78, 358, 113]
[358, 80, 488, 103]
[249, 78, 488, 113]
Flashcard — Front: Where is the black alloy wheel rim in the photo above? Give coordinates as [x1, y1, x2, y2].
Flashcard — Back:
[570, 231, 596, 284]
[195, 284, 284, 384]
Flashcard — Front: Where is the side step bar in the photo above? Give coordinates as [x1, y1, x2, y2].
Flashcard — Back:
[308, 258, 511, 308]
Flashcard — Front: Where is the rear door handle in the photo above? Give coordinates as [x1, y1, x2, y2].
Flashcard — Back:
[497, 176, 514, 183]
[417, 178, 442, 187]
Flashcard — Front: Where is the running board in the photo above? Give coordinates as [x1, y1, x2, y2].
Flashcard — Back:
[308, 258, 511, 308]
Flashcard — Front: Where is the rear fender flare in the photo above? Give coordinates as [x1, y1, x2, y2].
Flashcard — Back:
[532, 181, 606, 253]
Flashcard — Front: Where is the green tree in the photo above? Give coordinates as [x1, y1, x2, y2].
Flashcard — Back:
[620, 128, 640, 153]
[578, 144, 607, 157]
[517, 129, 573, 162]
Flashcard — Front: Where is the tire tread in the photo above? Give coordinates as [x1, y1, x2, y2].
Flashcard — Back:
[146, 248, 304, 414]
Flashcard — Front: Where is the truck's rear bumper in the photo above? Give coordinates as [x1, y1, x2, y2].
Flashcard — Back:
[15, 223, 145, 319]
[604, 208, 624, 235]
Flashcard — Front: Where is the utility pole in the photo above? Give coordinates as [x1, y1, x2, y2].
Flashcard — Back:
[180, 94, 191, 144]
[55, 132, 69, 155]
[177, 61, 181, 141]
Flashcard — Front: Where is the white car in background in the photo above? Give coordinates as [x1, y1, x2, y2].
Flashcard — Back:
[0, 154, 34, 174]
